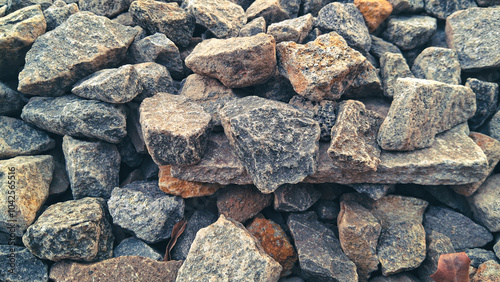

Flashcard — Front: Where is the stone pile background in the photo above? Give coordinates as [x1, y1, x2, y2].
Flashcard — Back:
[1, 0, 500, 281]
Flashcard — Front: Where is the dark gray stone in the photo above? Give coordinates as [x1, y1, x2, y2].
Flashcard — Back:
[43, 0, 78, 31]
[488, 110, 500, 142]
[347, 183, 394, 200]
[219, 96, 320, 193]
[273, 183, 321, 212]
[288, 95, 336, 141]
[342, 60, 383, 99]
[313, 200, 340, 221]
[116, 136, 143, 168]
[382, 15, 437, 51]
[113, 237, 163, 261]
[423, 186, 472, 218]
[465, 248, 498, 268]
[425, 0, 476, 19]
[79, 0, 129, 18]
[252, 68, 297, 103]
[22, 197, 114, 262]
[467, 78, 499, 130]
[476, 0, 500, 6]
[238, 16, 265, 37]
[387, 0, 423, 14]
[7, 0, 52, 12]
[0, 246, 48, 282]
[108, 181, 184, 243]
[267, 14, 314, 44]
[0, 82, 25, 116]
[133, 62, 176, 102]
[216, 185, 273, 222]
[429, 23, 448, 48]
[126, 102, 147, 154]
[417, 231, 455, 282]
[369, 35, 402, 60]
[411, 47, 461, 85]
[380, 52, 414, 99]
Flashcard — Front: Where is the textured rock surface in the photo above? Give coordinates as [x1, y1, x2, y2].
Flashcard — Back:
[220, 96, 320, 193]
[342, 60, 383, 99]
[377, 78, 476, 151]
[63, 136, 120, 200]
[113, 237, 163, 261]
[380, 52, 414, 98]
[473, 260, 500, 282]
[466, 78, 499, 130]
[288, 95, 336, 141]
[0, 82, 25, 116]
[0, 246, 48, 282]
[176, 215, 282, 281]
[140, 93, 212, 166]
[382, 15, 437, 50]
[108, 181, 184, 244]
[159, 165, 220, 198]
[354, 0, 393, 32]
[348, 183, 393, 201]
[465, 248, 499, 268]
[238, 16, 266, 37]
[417, 231, 455, 282]
[185, 33, 276, 88]
[387, 0, 423, 13]
[49, 256, 182, 282]
[246, 0, 294, 24]
[370, 35, 402, 59]
[0, 155, 53, 236]
[411, 47, 461, 85]
[18, 12, 139, 96]
[216, 185, 273, 222]
[133, 62, 176, 102]
[273, 183, 320, 212]
[267, 14, 313, 44]
[22, 197, 114, 261]
[488, 110, 500, 142]
[425, 0, 476, 19]
[79, 0, 128, 18]
[277, 32, 368, 101]
[44, 0, 79, 31]
[468, 174, 500, 233]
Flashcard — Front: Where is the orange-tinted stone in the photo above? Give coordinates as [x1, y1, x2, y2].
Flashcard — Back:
[354, 0, 393, 32]
[159, 165, 221, 198]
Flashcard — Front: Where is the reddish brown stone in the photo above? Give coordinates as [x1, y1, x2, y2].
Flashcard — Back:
[354, 0, 393, 32]
[159, 165, 221, 198]
[472, 260, 500, 282]
[216, 185, 273, 222]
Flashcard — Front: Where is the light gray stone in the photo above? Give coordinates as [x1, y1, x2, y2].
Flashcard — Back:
[382, 15, 437, 50]
[267, 14, 314, 44]
[380, 52, 414, 98]
[113, 237, 163, 261]
[238, 16, 266, 37]
[425, 0, 476, 19]
[411, 47, 461, 85]
[79, 0, 128, 18]
[133, 62, 176, 102]
[387, 0, 423, 13]
[246, 0, 299, 24]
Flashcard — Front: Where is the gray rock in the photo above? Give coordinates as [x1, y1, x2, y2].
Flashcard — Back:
[0, 116, 55, 159]
[369, 35, 402, 60]
[79, 0, 128, 17]
[273, 183, 320, 212]
[313, 200, 340, 221]
[476, 0, 500, 6]
[133, 62, 176, 102]
[315, 3, 371, 53]
[0, 246, 48, 282]
[72, 64, 143, 103]
[417, 231, 455, 282]
[18, 12, 139, 96]
[370, 272, 420, 282]
[139, 93, 212, 166]
[425, 0, 476, 19]
[171, 209, 218, 260]
[377, 78, 476, 151]
[468, 174, 500, 232]
[0, 82, 25, 116]
[0, 155, 53, 236]
[387, 0, 423, 14]
[112, 11, 135, 26]
[47, 146, 70, 196]
[267, 14, 314, 44]
[347, 183, 394, 201]
[185, 33, 277, 88]
[117, 136, 143, 168]
[424, 185, 472, 217]
[423, 206, 493, 250]
[238, 16, 266, 37]
[328, 100, 383, 172]
[382, 15, 437, 50]
[465, 248, 498, 268]
[113, 237, 163, 261]
[342, 60, 383, 99]
[446, 7, 500, 71]
[0, 5, 46, 80]
[7, 0, 53, 12]
[216, 185, 273, 222]
[467, 78, 499, 130]
[488, 110, 500, 142]
[288, 212, 358, 281]
[22, 197, 114, 261]
[288, 95, 336, 141]
[252, 68, 297, 102]
[21, 95, 127, 143]
[43, 0, 78, 31]
[129, 33, 184, 80]
[220, 96, 320, 193]
[411, 47, 461, 85]
[62, 136, 120, 200]
[246, 0, 298, 24]
[380, 52, 414, 98]
[176, 215, 282, 281]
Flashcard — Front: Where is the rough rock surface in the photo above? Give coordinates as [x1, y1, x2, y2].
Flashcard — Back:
[288, 95, 336, 141]
[417, 231, 455, 282]
[380, 52, 414, 98]
[44, 0, 79, 31]
[387, 0, 423, 13]
[159, 165, 220, 198]
[246, 0, 295, 24]
[133, 62, 176, 102]
[108, 181, 184, 244]
[79, 0, 128, 17]
[238, 16, 266, 37]
[342, 60, 383, 99]
[113, 237, 163, 261]
[468, 174, 500, 233]
[220, 96, 320, 193]
[185, 33, 277, 88]
[0, 82, 25, 116]
[176, 215, 282, 281]
[273, 183, 320, 212]
[355, 0, 393, 33]
[348, 183, 394, 201]
[216, 185, 273, 222]
[370, 35, 402, 59]
[0, 246, 48, 282]
[466, 78, 499, 130]
[377, 78, 476, 151]
[465, 248, 499, 268]
[18, 12, 139, 96]
[382, 15, 437, 50]
[267, 14, 314, 44]
[22, 197, 114, 261]
[424, 0, 476, 19]
[473, 260, 500, 282]
[488, 110, 500, 142]
[411, 47, 461, 85]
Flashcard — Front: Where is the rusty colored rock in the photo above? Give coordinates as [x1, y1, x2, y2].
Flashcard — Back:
[159, 165, 221, 198]
[354, 0, 393, 32]
[216, 185, 273, 222]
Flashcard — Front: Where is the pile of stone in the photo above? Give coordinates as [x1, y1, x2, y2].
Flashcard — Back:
[1, 0, 500, 281]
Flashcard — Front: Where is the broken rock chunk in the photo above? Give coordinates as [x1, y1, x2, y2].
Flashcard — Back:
[382, 15, 437, 50]
[411, 47, 461, 85]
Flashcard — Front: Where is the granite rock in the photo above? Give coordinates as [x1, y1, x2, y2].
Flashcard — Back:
[238, 16, 266, 37]
[113, 11, 135, 26]
[465, 248, 499, 268]
[342, 60, 383, 99]
[347, 183, 394, 200]
[113, 237, 163, 261]
[354, 0, 393, 32]
[79, 0, 129, 18]
[246, 0, 297, 24]
[288, 95, 336, 141]
[369, 35, 402, 60]
[252, 67, 297, 102]
[411, 47, 461, 85]
[216, 185, 273, 222]
[159, 165, 220, 198]
[133, 62, 176, 102]
[473, 260, 500, 282]
[0, 246, 48, 282]
[417, 231, 455, 282]
[368, 195, 429, 228]
[43, 0, 78, 31]
[0, 82, 25, 117]
[18, 12, 139, 96]
[488, 110, 500, 142]
[382, 15, 437, 50]
[22, 197, 114, 261]
[267, 14, 314, 44]
[7, 0, 53, 12]
[468, 174, 500, 232]
[425, 0, 476, 19]
[185, 33, 276, 88]
[380, 52, 414, 99]
[386, 0, 423, 13]
[117, 136, 143, 168]
[273, 183, 321, 212]
[466, 78, 499, 130]
[107, 181, 184, 244]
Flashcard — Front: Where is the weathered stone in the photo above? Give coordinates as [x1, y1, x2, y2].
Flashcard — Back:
[377, 78, 476, 151]
[0, 116, 55, 159]
[425, 0, 476, 19]
[328, 100, 383, 172]
[140, 93, 212, 166]
[183, 0, 246, 38]
[288, 95, 336, 141]
[126, 103, 147, 155]
[159, 165, 220, 198]
[347, 183, 394, 200]
[176, 215, 282, 281]
[369, 35, 402, 60]
[0, 5, 46, 80]
[43, 0, 79, 31]
[424, 185, 472, 217]
[108, 181, 184, 244]
[129, 0, 195, 48]
[129, 33, 184, 80]
[133, 62, 176, 102]
[273, 183, 320, 212]
[277, 32, 368, 101]
[315, 3, 371, 53]
[369, 195, 429, 228]
[238, 16, 266, 37]
[267, 14, 313, 44]
[417, 231, 455, 282]
[113, 237, 163, 261]
[113, 11, 135, 26]
[411, 47, 461, 85]
[380, 53, 414, 99]
[185, 33, 276, 88]
[342, 60, 383, 99]
[338, 200, 381, 280]
[467, 79, 499, 130]
[18, 12, 139, 96]
[117, 136, 143, 168]
[475, 0, 500, 6]
[465, 249, 499, 268]
[446, 7, 500, 71]
[216, 185, 273, 222]
[0, 82, 25, 116]
[288, 212, 358, 281]
[246, 0, 296, 24]
[354, 0, 393, 32]
[423, 206, 493, 250]
[0, 155, 53, 236]
[468, 174, 500, 233]
[62, 136, 120, 200]
[252, 67, 297, 102]
[49, 257, 182, 282]
[7, 0, 52, 12]
[361, 97, 392, 118]
[382, 15, 437, 50]
[386, 0, 423, 13]
[488, 110, 500, 142]
[79, 0, 128, 17]
[220, 96, 320, 193]
[0, 246, 48, 282]
[473, 260, 500, 282]
[47, 146, 70, 196]
[313, 200, 340, 221]
[22, 197, 114, 261]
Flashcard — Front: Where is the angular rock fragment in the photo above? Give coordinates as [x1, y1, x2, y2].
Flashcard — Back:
[117, 136, 143, 168]
[239, 16, 266, 37]
[133, 62, 176, 102]
[418, 231, 455, 282]
[79, 0, 129, 18]
[488, 110, 500, 142]
[176, 215, 282, 281]
[129, 0, 195, 48]
[220, 96, 320, 193]
[0, 82, 25, 116]
[140, 93, 212, 166]
[43, 0, 78, 31]
[159, 165, 220, 198]
[216, 185, 273, 222]
[473, 260, 500, 281]
[22, 197, 114, 261]
[411, 47, 461, 85]
[382, 15, 437, 50]
[277, 32, 368, 101]
[113, 12, 135, 26]
[7, 0, 52, 12]
[380, 52, 415, 98]
[328, 100, 383, 172]
[342, 61, 383, 99]
[387, 0, 423, 13]
[465, 248, 498, 268]
[475, 0, 500, 5]
[18, 12, 139, 96]
[377, 78, 476, 151]
[370, 35, 402, 60]
[0, 5, 46, 80]
[347, 183, 394, 200]
[47, 147, 70, 196]
[246, 0, 295, 24]
[113, 237, 163, 261]
[252, 68, 297, 102]
[468, 174, 500, 233]
[0, 155, 53, 236]
[273, 183, 320, 212]
[425, 0, 476, 19]
[288, 95, 336, 141]
[0, 246, 48, 282]
[446, 7, 500, 71]
[267, 14, 313, 44]
[466, 78, 499, 130]
[185, 33, 276, 88]
[0, 116, 55, 159]
[313, 200, 340, 221]
[354, 0, 393, 32]
[424, 186, 472, 217]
